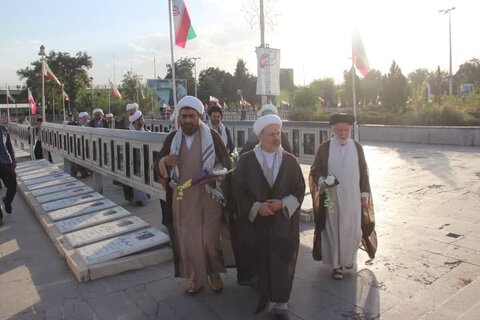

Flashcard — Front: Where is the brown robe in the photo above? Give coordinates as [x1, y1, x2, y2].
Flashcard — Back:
[234, 150, 305, 313]
[154, 128, 234, 283]
[309, 139, 377, 261]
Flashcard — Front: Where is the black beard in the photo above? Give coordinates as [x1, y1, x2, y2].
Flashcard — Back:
[182, 123, 198, 136]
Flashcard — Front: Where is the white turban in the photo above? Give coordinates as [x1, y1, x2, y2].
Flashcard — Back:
[93, 108, 103, 115]
[79, 112, 89, 118]
[129, 110, 142, 123]
[126, 103, 139, 111]
[177, 95, 204, 115]
[253, 114, 282, 136]
[257, 104, 278, 116]
[105, 113, 113, 118]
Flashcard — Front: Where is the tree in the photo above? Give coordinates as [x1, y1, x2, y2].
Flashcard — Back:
[382, 61, 408, 112]
[233, 59, 257, 106]
[454, 57, 480, 93]
[342, 68, 363, 108]
[17, 51, 92, 112]
[293, 86, 317, 108]
[164, 57, 195, 96]
[197, 67, 234, 105]
[120, 71, 159, 114]
[362, 69, 383, 105]
[309, 78, 336, 108]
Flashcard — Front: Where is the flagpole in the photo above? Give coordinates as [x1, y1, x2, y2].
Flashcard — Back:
[351, 63, 358, 142]
[168, 0, 178, 128]
[39, 45, 46, 122]
[62, 84, 66, 122]
[52, 93, 56, 123]
[5, 83, 10, 123]
[108, 90, 111, 114]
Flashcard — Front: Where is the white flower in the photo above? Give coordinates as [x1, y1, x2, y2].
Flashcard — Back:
[325, 174, 335, 186]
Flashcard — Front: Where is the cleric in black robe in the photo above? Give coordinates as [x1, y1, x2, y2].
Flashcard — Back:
[234, 114, 305, 320]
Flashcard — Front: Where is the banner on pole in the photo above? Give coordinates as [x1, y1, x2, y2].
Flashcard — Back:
[256, 47, 281, 96]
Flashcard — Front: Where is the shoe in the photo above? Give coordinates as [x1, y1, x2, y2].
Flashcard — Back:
[332, 268, 344, 280]
[210, 275, 223, 293]
[3, 198, 12, 214]
[135, 201, 144, 207]
[0, 207, 3, 225]
[272, 310, 290, 320]
[185, 281, 204, 295]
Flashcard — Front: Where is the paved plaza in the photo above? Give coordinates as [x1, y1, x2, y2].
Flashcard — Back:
[1, 141, 479, 320]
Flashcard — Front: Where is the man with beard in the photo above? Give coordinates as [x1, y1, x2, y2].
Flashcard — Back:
[88, 108, 108, 128]
[156, 96, 232, 295]
[309, 113, 376, 280]
[207, 105, 234, 154]
[234, 114, 305, 320]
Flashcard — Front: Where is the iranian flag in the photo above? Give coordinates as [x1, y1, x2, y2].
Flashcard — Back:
[43, 61, 62, 86]
[6, 87, 15, 103]
[63, 89, 70, 101]
[109, 80, 122, 99]
[28, 88, 37, 115]
[172, 0, 196, 48]
[209, 96, 219, 105]
[352, 32, 370, 77]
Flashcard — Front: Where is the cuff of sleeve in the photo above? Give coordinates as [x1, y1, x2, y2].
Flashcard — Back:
[361, 192, 369, 198]
[158, 157, 169, 179]
[248, 201, 262, 222]
[281, 195, 299, 218]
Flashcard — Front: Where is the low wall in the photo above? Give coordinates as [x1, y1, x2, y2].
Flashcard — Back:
[359, 125, 480, 146]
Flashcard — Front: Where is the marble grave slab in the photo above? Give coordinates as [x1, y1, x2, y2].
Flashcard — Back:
[55, 206, 131, 233]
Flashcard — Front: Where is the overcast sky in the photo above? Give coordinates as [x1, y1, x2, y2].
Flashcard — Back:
[1, 0, 477, 87]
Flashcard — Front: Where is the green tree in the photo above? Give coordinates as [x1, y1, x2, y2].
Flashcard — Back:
[342, 68, 363, 108]
[233, 59, 257, 106]
[17, 51, 92, 112]
[293, 86, 317, 108]
[309, 78, 336, 108]
[165, 57, 195, 96]
[362, 69, 383, 105]
[382, 61, 408, 112]
[454, 57, 480, 93]
[197, 67, 234, 105]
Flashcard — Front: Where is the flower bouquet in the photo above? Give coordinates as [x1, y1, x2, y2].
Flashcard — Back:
[175, 165, 232, 201]
[323, 172, 339, 209]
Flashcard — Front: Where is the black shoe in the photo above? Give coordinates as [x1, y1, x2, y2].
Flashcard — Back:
[2, 198, 11, 214]
[272, 311, 290, 320]
[0, 207, 3, 225]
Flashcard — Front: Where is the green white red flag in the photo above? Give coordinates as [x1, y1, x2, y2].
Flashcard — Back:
[209, 96, 219, 105]
[352, 32, 370, 77]
[28, 88, 37, 115]
[109, 80, 122, 99]
[63, 89, 70, 101]
[43, 61, 62, 86]
[6, 87, 15, 103]
[172, 0, 196, 48]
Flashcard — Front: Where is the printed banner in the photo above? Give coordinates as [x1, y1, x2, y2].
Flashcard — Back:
[256, 47, 280, 96]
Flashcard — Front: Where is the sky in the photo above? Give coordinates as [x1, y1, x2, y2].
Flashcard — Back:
[1, 0, 478, 88]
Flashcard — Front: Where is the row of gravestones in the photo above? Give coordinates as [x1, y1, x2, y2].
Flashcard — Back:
[15, 159, 171, 280]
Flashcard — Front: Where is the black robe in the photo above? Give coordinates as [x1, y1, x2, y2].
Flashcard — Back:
[309, 139, 377, 261]
[154, 128, 234, 276]
[234, 150, 305, 313]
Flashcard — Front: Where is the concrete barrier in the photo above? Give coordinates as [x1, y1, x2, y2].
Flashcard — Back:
[359, 124, 480, 146]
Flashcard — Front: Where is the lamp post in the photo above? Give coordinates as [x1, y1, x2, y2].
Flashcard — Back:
[192, 57, 201, 97]
[439, 6, 455, 96]
[89, 76, 94, 108]
[38, 45, 46, 120]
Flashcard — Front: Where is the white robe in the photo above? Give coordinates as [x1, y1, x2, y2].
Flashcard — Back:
[321, 137, 362, 269]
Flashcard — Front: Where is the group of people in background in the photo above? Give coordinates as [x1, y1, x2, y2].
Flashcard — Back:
[1, 96, 377, 320]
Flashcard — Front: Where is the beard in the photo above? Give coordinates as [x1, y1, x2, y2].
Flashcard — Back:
[182, 122, 199, 136]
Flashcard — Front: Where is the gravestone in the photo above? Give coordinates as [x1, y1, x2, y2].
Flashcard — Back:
[55, 206, 131, 233]
[30, 181, 86, 197]
[47, 199, 117, 221]
[24, 176, 76, 191]
[36, 186, 94, 204]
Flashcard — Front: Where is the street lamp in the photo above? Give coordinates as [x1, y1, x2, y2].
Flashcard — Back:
[192, 57, 201, 97]
[38, 45, 46, 120]
[89, 76, 94, 108]
[439, 6, 455, 96]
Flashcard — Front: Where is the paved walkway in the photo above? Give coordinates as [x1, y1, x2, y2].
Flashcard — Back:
[1, 141, 479, 320]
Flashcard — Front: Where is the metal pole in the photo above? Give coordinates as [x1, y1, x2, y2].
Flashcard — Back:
[90, 77, 94, 108]
[168, 0, 178, 128]
[352, 64, 358, 142]
[259, 0, 267, 106]
[192, 57, 201, 97]
[62, 85, 66, 122]
[448, 9, 453, 96]
[5, 83, 10, 123]
[39, 45, 46, 121]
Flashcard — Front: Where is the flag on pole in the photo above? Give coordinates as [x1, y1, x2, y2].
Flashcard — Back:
[109, 80, 122, 99]
[209, 96, 219, 105]
[352, 32, 370, 77]
[43, 61, 62, 86]
[172, 0, 197, 48]
[63, 89, 70, 101]
[28, 88, 37, 115]
[6, 87, 15, 103]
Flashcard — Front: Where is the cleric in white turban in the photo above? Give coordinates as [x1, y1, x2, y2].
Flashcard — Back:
[177, 95, 204, 115]
[126, 103, 139, 112]
[253, 114, 282, 136]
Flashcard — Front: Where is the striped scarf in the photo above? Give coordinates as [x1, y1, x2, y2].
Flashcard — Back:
[169, 121, 216, 184]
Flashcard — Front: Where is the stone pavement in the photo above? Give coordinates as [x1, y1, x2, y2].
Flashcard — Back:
[1, 141, 479, 320]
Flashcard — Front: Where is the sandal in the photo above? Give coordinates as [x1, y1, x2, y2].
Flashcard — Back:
[185, 281, 204, 295]
[210, 276, 223, 293]
[332, 268, 344, 280]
